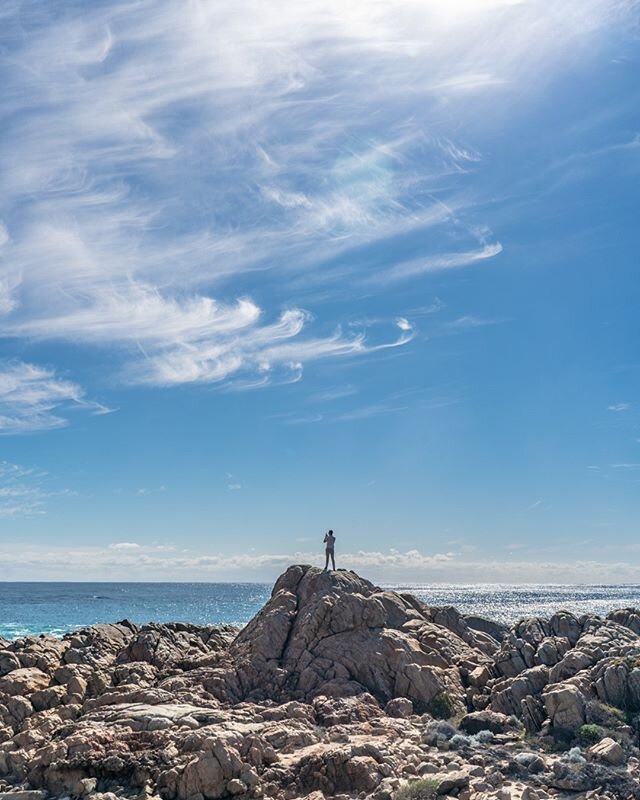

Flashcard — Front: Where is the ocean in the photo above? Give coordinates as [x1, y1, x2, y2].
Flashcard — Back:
[2, 581, 640, 640]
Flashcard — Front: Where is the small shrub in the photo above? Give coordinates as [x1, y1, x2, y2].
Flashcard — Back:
[449, 729, 495, 749]
[473, 729, 495, 744]
[427, 691, 455, 720]
[585, 700, 626, 732]
[566, 746, 586, 764]
[514, 751, 538, 767]
[594, 701, 625, 720]
[394, 778, 439, 800]
[432, 720, 456, 738]
[420, 719, 455, 747]
[577, 724, 604, 746]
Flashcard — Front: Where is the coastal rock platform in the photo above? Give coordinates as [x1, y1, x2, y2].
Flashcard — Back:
[1, 566, 640, 800]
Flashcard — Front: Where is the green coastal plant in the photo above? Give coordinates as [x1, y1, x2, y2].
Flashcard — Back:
[596, 702, 625, 720]
[577, 724, 605, 746]
[394, 778, 439, 800]
[426, 691, 455, 719]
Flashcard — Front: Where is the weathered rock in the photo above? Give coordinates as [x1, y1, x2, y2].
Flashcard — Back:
[464, 615, 509, 644]
[30, 685, 68, 712]
[10, 637, 67, 673]
[228, 567, 476, 712]
[64, 621, 138, 668]
[431, 770, 469, 794]
[608, 608, 640, 635]
[1, 569, 640, 800]
[467, 665, 491, 688]
[543, 683, 586, 733]
[314, 693, 382, 726]
[117, 623, 234, 670]
[0, 653, 20, 678]
[384, 697, 413, 718]
[588, 736, 625, 765]
[294, 747, 383, 795]
[177, 740, 244, 800]
[0, 669, 49, 697]
[459, 710, 516, 735]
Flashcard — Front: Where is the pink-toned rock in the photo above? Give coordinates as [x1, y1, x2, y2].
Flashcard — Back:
[0, 668, 50, 697]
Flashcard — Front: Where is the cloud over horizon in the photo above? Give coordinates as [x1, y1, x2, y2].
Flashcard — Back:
[2, 541, 640, 584]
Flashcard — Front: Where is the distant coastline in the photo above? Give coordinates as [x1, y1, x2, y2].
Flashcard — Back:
[3, 579, 640, 640]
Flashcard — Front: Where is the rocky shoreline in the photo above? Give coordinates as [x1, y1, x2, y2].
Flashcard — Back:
[1, 565, 640, 800]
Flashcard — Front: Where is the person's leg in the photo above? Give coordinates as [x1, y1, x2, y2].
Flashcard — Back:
[330, 551, 335, 570]
[324, 550, 329, 570]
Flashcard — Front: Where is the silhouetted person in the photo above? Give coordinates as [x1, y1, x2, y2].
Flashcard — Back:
[324, 529, 336, 570]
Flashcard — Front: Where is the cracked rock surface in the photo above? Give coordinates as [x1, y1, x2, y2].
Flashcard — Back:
[1, 566, 640, 800]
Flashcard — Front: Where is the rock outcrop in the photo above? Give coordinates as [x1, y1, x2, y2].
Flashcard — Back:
[0, 565, 639, 800]
[226, 566, 490, 712]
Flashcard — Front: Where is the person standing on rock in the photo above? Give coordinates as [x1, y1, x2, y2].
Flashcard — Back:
[323, 529, 336, 570]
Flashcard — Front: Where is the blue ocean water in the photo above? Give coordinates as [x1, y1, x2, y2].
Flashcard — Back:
[1, 581, 640, 640]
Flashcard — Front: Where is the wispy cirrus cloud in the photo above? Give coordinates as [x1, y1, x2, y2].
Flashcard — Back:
[0, 460, 74, 517]
[0, 361, 111, 434]
[444, 314, 504, 330]
[608, 403, 631, 412]
[1, 0, 633, 400]
[376, 242, 503, 284]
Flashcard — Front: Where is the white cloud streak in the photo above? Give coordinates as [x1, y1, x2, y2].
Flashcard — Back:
[0, 361, 111, 434]
[0, 460, 73, 517]
[377, 243, 503, 284]
[0, 0, 632, 395]
[608, 403, 631, 412]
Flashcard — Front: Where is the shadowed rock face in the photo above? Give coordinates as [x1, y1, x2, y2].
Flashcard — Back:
[227, 566, 492, 710]
[1, 566, 640, 800]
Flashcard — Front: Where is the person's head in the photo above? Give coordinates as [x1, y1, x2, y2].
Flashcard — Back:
[328, 529, 334, 536]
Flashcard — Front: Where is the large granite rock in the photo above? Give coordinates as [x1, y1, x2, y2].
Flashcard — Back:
[543, 683, 586, 733]
[0, 566, 640, 800]
[227, 566, 488, 711]
[0, 669, 49, 697]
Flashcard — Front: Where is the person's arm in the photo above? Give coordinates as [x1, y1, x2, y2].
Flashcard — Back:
[323, 534, 328, 543]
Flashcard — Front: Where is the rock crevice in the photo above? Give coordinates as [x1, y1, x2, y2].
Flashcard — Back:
[1, 566, 640, 800]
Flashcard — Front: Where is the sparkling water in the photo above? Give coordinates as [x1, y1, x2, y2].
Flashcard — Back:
[1, 581, 640, 640]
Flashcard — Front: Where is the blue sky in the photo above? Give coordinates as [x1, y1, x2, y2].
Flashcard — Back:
[0, 0, 639, 582]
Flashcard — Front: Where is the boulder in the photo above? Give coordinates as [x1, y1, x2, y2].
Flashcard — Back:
[294, 747, 383, 795]
[0, 653, 20, 678]
[11, 637, 67, 673]
[116, 623, 226, 668]
[464, 615, 509, 643]
[589, 736, 625, 765]
[608, 608, 640, 636]
[384, 697, 413, 718]
[228, 566, 475, 712]
[30, 685, 67, 712]
[468, 664, 491, 688]
[63, 621, 138, 668]
[431, 770, 470, 794]
[543, 683, 586, 733]
[0, 668, 49, 697]
[314, 693, 382, 726]
[459, 710, 516, 735]
[177, 743, 241, 800]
